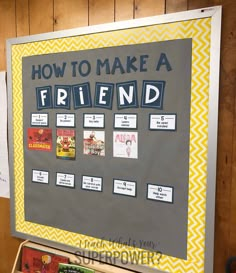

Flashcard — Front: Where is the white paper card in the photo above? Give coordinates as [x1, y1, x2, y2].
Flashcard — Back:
[147, 184, 174, 203]
[113, 179, 136, 197]
[0, 72, 10, 198]
[56, 173, 75, 188]
[56, 114, 75, 127]
[82, 176, 103, 191]
[31, 113, 48, 126]
[149, 114, 176, 130]
[84, 114, 104, 128]
[32, 170, 49, 184]
[114, 114, 137, 129]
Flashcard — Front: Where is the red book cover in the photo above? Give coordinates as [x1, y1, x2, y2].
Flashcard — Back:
[27, 128, 52, 151]
[21, 246, 69, 273]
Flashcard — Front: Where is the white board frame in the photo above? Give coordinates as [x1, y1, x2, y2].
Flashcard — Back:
[7, 6, 222, 273]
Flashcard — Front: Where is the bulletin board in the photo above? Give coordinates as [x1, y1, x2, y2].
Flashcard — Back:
[7, 6, 222, 273]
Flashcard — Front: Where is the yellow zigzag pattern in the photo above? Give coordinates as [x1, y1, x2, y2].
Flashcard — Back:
[11, 18, 211, 273]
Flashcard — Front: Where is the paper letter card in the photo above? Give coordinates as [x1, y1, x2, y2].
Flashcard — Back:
[83, 114, 105, 128]
[113, 131, 138, 159]
[114, 114, 137, 129]
[147, 184, 174, 203]
[56, 172, 75, 188]
[113, 179, 137, 197]
[56, 113, 75, 127]
[56, 129, 76, 160]
[83, 131, 105, 156]
[81, 175, 103, 192]
[32, 170, 49, 184]
[149, 114, 177, 131]
[27, 128, 52, 151]
[31, 113, 48, 127]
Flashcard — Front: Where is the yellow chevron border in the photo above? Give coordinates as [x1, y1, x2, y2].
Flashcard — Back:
[11, 17, 211, 273]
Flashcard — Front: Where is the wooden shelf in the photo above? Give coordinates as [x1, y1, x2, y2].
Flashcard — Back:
[11, 241, 134, 273]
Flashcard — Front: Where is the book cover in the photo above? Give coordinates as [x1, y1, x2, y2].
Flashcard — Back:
[58, 263, 95, 273]
[21, 246, 69, 273]
[56, 129, 76, 160]
[83, 130, 105, 156]
[113, 131, 138, 159]
[27, 128, 52, 151]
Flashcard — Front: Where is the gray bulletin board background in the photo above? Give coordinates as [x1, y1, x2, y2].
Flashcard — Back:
[23, 39, 192, 259]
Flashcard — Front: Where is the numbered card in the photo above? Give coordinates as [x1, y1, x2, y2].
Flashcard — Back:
[114, 114, 137, 129]
[56, 113, 75, 127]
[149, 114, 177, 131]
[81, 175, 103, 192]
[147, 184, 174, 203]
[32, 169, 49, 184]
[83, 113, 105, 128]
[31, 113, 49, 127]
[56, 172, 75, 188]
[113, 179, 137, 197]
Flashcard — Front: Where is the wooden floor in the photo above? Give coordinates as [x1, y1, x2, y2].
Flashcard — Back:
[0, 1, 236, 273]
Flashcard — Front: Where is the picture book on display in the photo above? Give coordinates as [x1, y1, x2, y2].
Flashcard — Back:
[58, 263, 95, 273]
[21, 245, 69, 273]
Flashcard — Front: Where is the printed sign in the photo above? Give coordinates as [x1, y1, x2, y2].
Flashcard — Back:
[113, 179, 136, 197]
[83, 114, 105, 128]
[149, 114, 177, 131]
[31, 113, 48, 127]
[81, 175, 103, 192]
[56, 172, 75, 188]
[56, 113, 75, 127]
[147, 184, 174, 203]
[32, 170, 49, 184]
[114, 114, 137, 129]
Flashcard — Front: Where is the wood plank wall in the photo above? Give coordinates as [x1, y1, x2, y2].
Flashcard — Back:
[0, 0, 235, 272]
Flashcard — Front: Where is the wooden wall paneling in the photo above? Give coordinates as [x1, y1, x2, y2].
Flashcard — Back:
[213, 1, 234, 273]
[115, 0, 134, 21]
[16, 0, 30, 37]
[0, 0, 16, 70]
[29, 0, 54, 34]
[224, 0, 236, 259]
[188, 0, 222, 10]
[229, 50, 236, 253]
[214, 51, 233, 273]
[89, 0, 115, 25]
[54, 0, 89, 31]
[166, 0, 187, 13]
[0, 2, 20, 273]
[134, 0, 165, 18]
[0, 198, 22, 273]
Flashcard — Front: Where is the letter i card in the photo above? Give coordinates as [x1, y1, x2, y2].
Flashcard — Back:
[56, 129, 76, 160]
